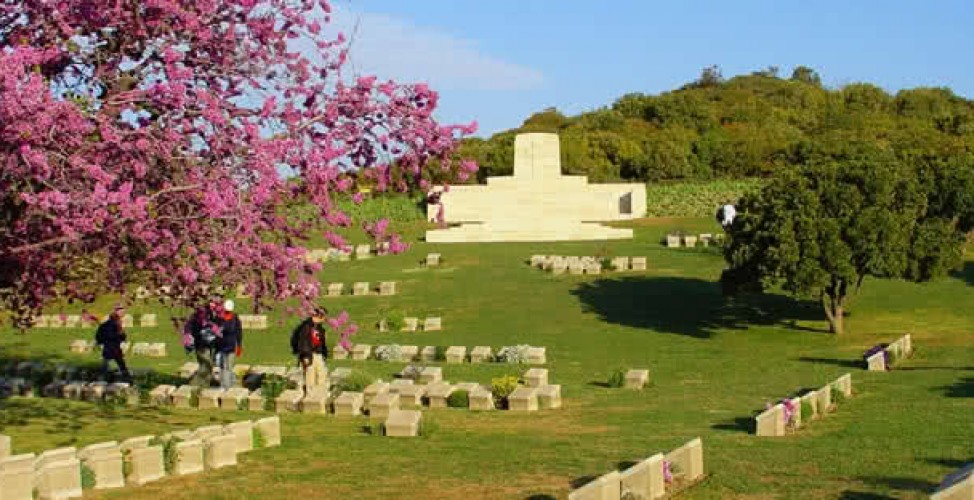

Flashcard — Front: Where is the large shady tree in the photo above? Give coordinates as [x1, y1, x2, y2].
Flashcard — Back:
[720, 141, 972, 335]
[0, 1, 477, 340]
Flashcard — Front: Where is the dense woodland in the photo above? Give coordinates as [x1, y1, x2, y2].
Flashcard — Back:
[458, 66, 974, 182]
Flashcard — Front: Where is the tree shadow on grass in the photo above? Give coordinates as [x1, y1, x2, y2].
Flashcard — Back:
[570, 276, 824, 339]
[949, 261, 974, 286]
[925, 457, 972, 468]
[855, 475, 939, 494]
[796, 357, 864, 369]
[710, 417, 755, 434]
[838, 492, 896, 500]
[936, 377, 974, 398]
[569, 475, 599, 490]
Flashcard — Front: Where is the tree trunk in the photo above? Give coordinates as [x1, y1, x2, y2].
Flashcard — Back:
[822, 278, 847, 335]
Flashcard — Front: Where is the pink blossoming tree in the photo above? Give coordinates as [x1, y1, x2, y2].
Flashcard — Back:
[0, 0, 477, 345]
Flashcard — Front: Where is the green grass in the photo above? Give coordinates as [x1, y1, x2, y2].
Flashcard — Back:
[1, 216, 972, 499]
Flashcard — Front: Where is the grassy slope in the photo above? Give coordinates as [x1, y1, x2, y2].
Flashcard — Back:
[1, 215, 972, 500]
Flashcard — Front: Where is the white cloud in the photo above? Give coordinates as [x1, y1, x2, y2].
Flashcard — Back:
[325, 7, 544, 91]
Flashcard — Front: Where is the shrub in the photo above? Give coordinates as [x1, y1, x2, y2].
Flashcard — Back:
[495, 345, 531, 364]
[375, 344, 404, 362]
[338, 370, 375, 393]
[491, 375, 520, 409]
[261, 375, 288, 411]
[832, 384, 846, 405]
[607, 368, 627, 388]
[151, 436, 181, 475]
[188, 387, 201, 408]
[800, 399, 814, 421]
[400, 365, 423, 381]
[446, 390, 469, 408]
[252, 427, 266, 449]
[80, 463, 96, 489]
[600, 256, 613, 269]
[433, 346, 448, 361]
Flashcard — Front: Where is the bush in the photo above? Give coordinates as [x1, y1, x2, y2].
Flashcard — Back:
[607, 368, 627, 388]
[375, 344, 403, 361]
[338, 370, 375, 393]
[800, 399, 814, 421]
[832, 385, 846, 405]
[80, 463, 96, 489]
[151, 436, 181, 475]
[252, 427, 266, 449]
[261, 375, 288, 411]
[399, 365, 423, 381]
[446, 390, 469, 408]
[491, 375, 520, 409]
[495, 345, 531, 364]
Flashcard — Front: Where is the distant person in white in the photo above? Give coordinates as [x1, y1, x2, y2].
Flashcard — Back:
[716, 203, 736, 229]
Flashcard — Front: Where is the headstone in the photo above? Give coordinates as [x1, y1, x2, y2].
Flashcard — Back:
[35, 458, 82, 500]
[419, 346, 437, 363]
[49, 315, 66, 328]
[537, 384, 562, 410]
[140, 314, 158, 328]
[0, 453, 35, 500]
[247, 389, 265, 411]
[399, 345, 419, 361]
[568, 470, 621, 500]
[631, 256, 647, 271]
[80, 444, 124, 490]
[223, 421, 254, 454]
[384, 410, 421, 437]
[68, 340, 88, 354]
[682, 235, 698, 248]
[369, 392, 400, 420]
[332, 344, 348, 360]
[800, 390, 819, 420]
[33, 315, 50, 328]
[363, 382, 390, 409]
[351, 344, 372, 361]
[149, 385, 176, 406]
[419, 367, 442, 385]
[422, 317, 442, 331]
[354, 244, 372, 259]
[817, 385, 833, 414]
[470, 346, 493, 363]
[620, 458, 652, 500]
[529, 255, 546, 268]
[526, 346, 547, 364]
[379, 281, 397, 296]
[903, 333, 913, 356]
[665, 437, 704, 484]
[60, 381, 83, 400]
[401, 317, 419, 332]
[178, 362, 199, 379]
[426, 253, 441, 266]
[198, 388, 225, 410]
[203, 435, 237, 469]
[445, 346, 466, 364]
[121, 315, 134, 328]
[755, 404, 785, 437]
[221, 388, 250, 411]
[469, 389, 495, 411]
[699, 233, 713, 246]
[508, 386, 539, 412]
[329, 367, 352, 386]
[352, 282, 370, 296]
[787, 397, 801, 429]
[551, 261, 568, 275]
[625, 369, 649, 389]
[274, 390, 303, 413]
[568, 262, 585, 275]
[255, 416, 281, 447]
[397, 385, 427, 408]
[931, 462, 974, 500]
[325, 282, 344, 297]
[834, 373, 853, 398]
[193, 425, 224, 442]
[426, 383, 455, 408]
[334, 391, 364, 416]
[83, 381, 107, 402]
[34, 447, 78, 470]
[0, 435, 9, 459]
[524, 368, 548, 388]
[866, 352, 886, 371]
[125, 445, 165, 486]
[64, 315, 81, 328]
[174, 439, 204, 476]
[610, 256, 629, 271]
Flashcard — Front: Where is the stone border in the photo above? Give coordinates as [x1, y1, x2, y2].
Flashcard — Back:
[323, 281, 399, 297]
[866, 334, 914, 371]
[663, 233, 724, 248]
[332, 344, 547, 365]
[528, 255, 648, 274]
[754, 373, 854, 437]
[568, 437, 705, 499]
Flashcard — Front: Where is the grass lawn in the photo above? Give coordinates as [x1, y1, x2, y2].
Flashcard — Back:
[1, 216, 972, 499]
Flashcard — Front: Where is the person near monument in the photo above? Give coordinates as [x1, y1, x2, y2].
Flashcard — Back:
[716, 202, 737, 229]
[215, 299, 243, 389]
[183, 299, 223, 387]
[426, 190, 446, 228]
[289, 307, 329, 395]
[95, 305, 131, 381]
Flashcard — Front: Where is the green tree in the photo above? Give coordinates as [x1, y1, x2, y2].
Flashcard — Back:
[720, 142, 966, 335]
[790, 66, 822, 86]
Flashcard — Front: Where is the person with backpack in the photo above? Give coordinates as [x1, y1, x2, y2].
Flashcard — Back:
[96, 305, 131, 381]
[216, 299, 243, 389]
[290, 307, 329, 395]
[183, 299, 223, 387]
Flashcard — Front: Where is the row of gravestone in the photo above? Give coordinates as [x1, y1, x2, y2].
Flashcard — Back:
[568, 437, 705, 499]
[335, 344, 547, 365]
[754, 373, 853, 437]
[305, 243, 396, 264]
[664, 233, 724, 248]
[865, 334, 914, 371]
[69, 340, 167, 357]
[529, 255, 648, 275]
[324, 281, 398, 297]
[0, 417, 280, 499]
[35, 313, 269, 330]
[377, 316, 442, 332]
[395, 365, 562, 412]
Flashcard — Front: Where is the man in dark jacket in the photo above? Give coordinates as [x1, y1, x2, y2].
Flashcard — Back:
[290, 307, 328, 395]
[184, 300, 222, 387]
[216, 299, 243, 389]
[96, 306, 131, 381]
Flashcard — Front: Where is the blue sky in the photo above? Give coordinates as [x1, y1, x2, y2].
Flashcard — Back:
[328, 0, 973, 137]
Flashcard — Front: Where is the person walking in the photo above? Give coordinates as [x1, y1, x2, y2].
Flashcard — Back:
[289, 307, 329, 395]
[216, 299, 243, 389]
[96, 305, 131, 382]
[184, 299, 222, 387]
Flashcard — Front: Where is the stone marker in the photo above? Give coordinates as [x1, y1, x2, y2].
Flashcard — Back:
[0, 453, 35, 500]
[537, 385, 562, 409]
[63, 315, 82, 328]
[817, 385, 833, 414]
[203, 435, 237, 469]
[422, 317, 442, 331]
[399, 345, 419, 361]
[800, 390, 819, 420]
[379, 281, 397, 296]
[903, 333, 913, 356]
[426, 253, 441, 266]
[645, 453, 667, 499]
[274, 390, 303, 413]
[611, 256, 629, 271]
[369, 392, 400, 420]
[354, 244, 372, 259]
[625, 369, 649, 389]
[247, 389, 265, 411]
[149, 385, 176, 406]
[526, 346, 547, 364]
[178, 362, 199, 379]
[524, 368, 548, 388]
[126, 445, 165, 486]
[326, 282, 344, 297]
[351, 344, 372, 361]
[193, 425, 224, 442]
[419, 367, 442, 385]
[389, 379, 414, 393]
[174, 439, 204, 476]
[666, 234, 681, 248]
[568, 470, 621, 500]
[35, 458, 82, 500]
[171, 385, 197, 408]
[34, 447, 78, 470]
[426, 383, 455, 408]
[470, 346, 493, 363]
[529, 255, 546, 268]
[445, 346, 466, 364]
[363, 382, 390, 409]
[930, 462, 974, 500]
[334, 391, 365, 416]
[332, 344, 348, 360]
[80, 444, 124, 490]
[631, 256, 647, 271]
[68, 340, 88, 354]
[699, 233, 713, 246]
[620, 458, 652, 500]
[419, 346, 437, 362]
[665, 437, 704, 484]
[384, 410, 421, 437]
[352, 282, 370, 296]
[255, 416, 281, 447]
[198, 388, 226, 410]
[49, 315, 66, 328]
[301, 392, 328, 414]
[221, 388, 250, 411]
[834, 373, 853, 398]
[83, 381, 108, 402]
[787, 397, 802, 429]
[401, 317, 419, 332]
[508, 386, 539, 412]
[140, 314, 158, 328]
[224, 421, 254, 454]
[329, 367, 352, 386]
[866, 351, 886, 371]
[469, 389, 495, 411]
[755, 404, 785, 437]
[397, 385, 427, 408]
